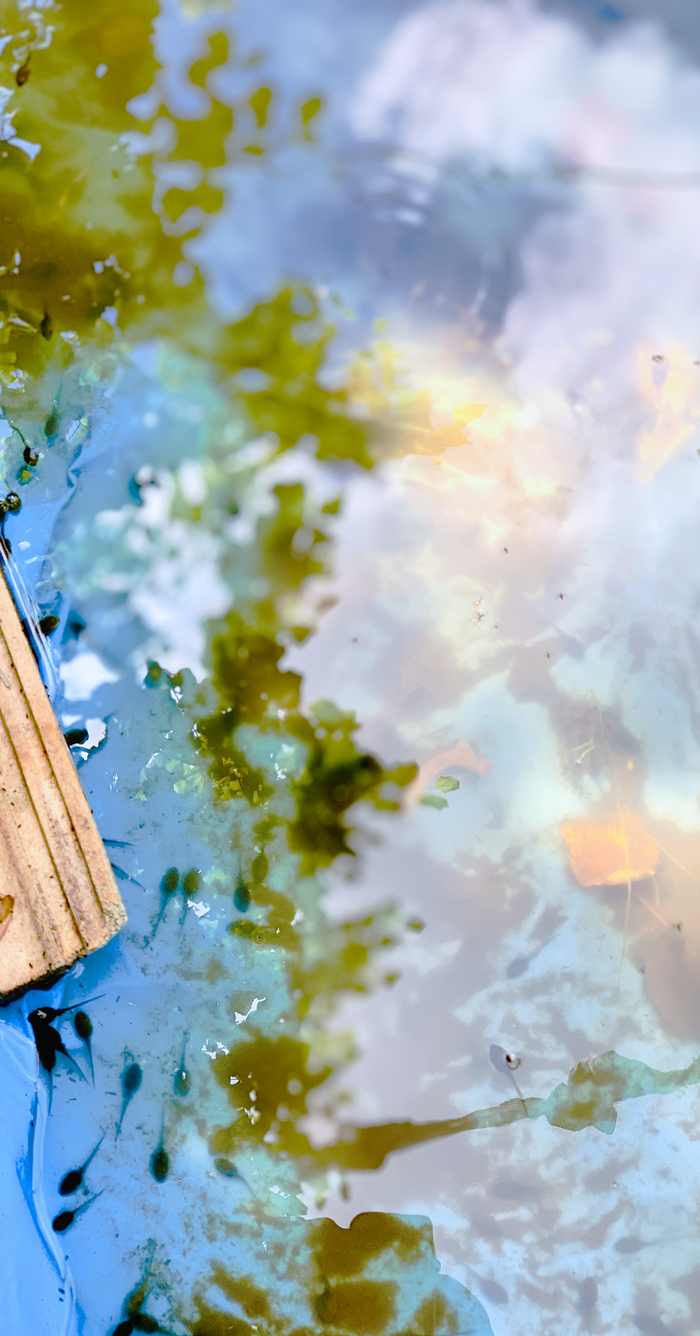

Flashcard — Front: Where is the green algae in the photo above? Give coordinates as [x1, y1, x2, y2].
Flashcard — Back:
[186, 1213, 477, 1336]
[0, 2, 369, 469]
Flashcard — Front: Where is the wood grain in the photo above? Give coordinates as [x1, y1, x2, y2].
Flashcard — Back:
[0, 565, 126, 998]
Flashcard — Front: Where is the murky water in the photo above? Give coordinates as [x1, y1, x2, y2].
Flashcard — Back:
[2, 0, 700, 1333]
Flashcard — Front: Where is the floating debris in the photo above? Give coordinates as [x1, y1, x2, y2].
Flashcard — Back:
[562, 811, 659, 886]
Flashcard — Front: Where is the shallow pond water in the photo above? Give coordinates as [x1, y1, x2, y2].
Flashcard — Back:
[2, 1, 700, 1333]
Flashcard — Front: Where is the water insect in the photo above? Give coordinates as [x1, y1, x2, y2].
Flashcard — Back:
[489, 1045, 525, 1100]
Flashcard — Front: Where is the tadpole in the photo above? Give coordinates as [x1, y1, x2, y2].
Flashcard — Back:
[131, 1316, 162, 1333]
[150, 867, 179, 940]
[150, 1113, 169, 1182]
[28, 1002, 100, 1104]
[112, 1319, 164, 1335]
[179, 868, 200, 927]
[29, 993, 104, 1032]
[173, 1034, 190, 1098]
[73, 1009, 95, 1081]
[59, 1133, 104, 1195]
[214, 1157, 245, 1181]
[28, 1008, 80, 1075]
[44, 404, 59, 438]
[115, 1059, 143, 1139]
[233, 869, 250, 913]
[52, 1190, 104, 1233]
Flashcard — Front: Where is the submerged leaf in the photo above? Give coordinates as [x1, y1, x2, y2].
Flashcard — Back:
[562, 811, 659, 886]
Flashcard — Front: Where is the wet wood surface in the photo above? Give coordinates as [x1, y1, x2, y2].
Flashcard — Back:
[0, 566, 126, 998]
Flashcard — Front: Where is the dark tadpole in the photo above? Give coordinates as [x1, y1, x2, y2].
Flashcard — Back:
[131, 1316, 161, 1333]
[28, 993, 104, 1029]
[179, 868, 200, 927]
[150, 867, 179, 940]
[40, 310, 52, 340]
[74, 1009, 94, 1081]
[28, 1003, 100, 1104]
[39, 614, 59, 635]
[150, 1114, 169, 1182]
[115, 1059, 142, 1139]
[113, 1319, 162, 1335]
[233, 869, 250, 913]
[173, 1034, 190, 1098]
[59, 1133, 104, 1195]
[28, 993, 103, 1067]
[52, 1190, 104, 1233]
[214, 1157, 244, 1180]
[44, 404, 59, 438]
[183, 870, 200, 896]
[15, 56, 30, 86]
[28, 1009, 76, 1074]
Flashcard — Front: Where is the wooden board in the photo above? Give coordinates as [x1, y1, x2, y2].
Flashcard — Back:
[0, 565, 126, 998]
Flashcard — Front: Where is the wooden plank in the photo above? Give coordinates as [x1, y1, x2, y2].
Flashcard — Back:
[0, 563, 126, 998]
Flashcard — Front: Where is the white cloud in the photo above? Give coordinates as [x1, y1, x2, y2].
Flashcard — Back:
[353, 0, 700, 404]
[60, 651, 119, 702]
